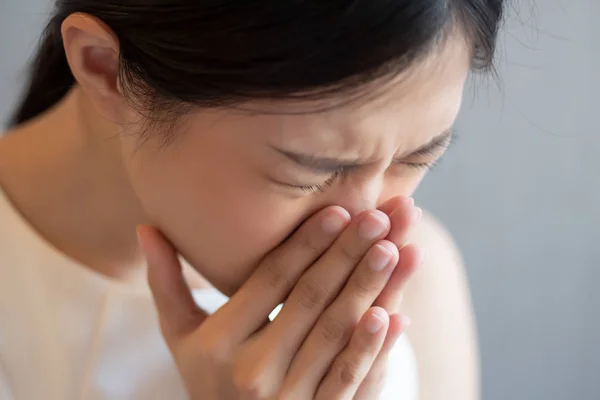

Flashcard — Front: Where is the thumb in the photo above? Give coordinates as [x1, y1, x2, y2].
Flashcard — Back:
[137, 225, 207, 340]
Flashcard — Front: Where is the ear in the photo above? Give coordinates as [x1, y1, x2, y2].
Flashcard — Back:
[61, 13, 127, 123]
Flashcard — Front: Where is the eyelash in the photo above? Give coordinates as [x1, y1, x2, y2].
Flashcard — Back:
[286, 130, 456, 194]
[403, 160, 439, 170]
[294, 169, 345, 194]
[291, 160, 439, 194]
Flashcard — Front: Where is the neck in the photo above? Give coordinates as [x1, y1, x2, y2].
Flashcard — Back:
[0, 87, 203, 286]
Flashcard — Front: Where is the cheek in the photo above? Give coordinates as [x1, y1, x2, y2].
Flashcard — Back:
[121, 137, 310, 295]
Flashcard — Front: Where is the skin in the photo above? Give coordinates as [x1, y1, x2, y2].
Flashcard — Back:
[139, 205, 422, 399]
[403, 213, 480, 400]
[0, 12, 479, 400]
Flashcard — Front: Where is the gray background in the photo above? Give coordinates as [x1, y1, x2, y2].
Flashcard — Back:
[1, 1, 598, 399]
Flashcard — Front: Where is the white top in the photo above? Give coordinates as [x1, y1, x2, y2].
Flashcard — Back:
[0, 188, 418, 400]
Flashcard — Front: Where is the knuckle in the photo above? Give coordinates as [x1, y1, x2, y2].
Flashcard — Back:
[319, 313, 351, 345]
[361, 364, 387, 392]
[349, 271, 379, 300]
[196, 335, 231, 366]
[233, 346, 280, 399]
[259, 255, 292, 290]
[339, 243, 363, 265]
[296, 277, 328, 311]
[299, 230, 324, 253]
[233, 368, 269, 400]
[333, 357, 364, 386]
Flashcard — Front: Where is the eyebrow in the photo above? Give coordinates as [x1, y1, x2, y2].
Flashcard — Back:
[272, 129, 453, 174]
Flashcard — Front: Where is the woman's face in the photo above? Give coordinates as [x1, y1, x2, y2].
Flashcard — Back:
[119, 37, 471, 295]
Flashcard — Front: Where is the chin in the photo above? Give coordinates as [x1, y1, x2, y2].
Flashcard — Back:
[185, 256, 250, 298]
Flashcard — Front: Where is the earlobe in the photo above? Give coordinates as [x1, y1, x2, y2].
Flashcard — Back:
[61, 13, 126, 122]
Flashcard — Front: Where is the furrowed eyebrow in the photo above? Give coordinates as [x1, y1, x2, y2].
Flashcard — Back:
[394, 129, 453, 161]
[271, 148, 364, 174]
[272, 129, 453, 174]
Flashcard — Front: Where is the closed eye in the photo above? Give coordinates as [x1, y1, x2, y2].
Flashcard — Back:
[278, 168, 346, 193]
[271, 129, 455, 194]
[401, 160, 439, 170]
[395, 130, 456, 170]
[394, 129, 454, 161]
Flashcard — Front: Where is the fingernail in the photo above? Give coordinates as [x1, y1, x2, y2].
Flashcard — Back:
[420, 249, 427, 265]
[358, 212, 388, 240]
[397, 292, 404, 306]
[321, 211, 348, 235]
[366, 312, 386, 334]
[408, 198, 415, 206]
[414, 207, 423, 224]
[136, 225, 147, 252]
[401, 315, 412, 328]
[136, 225, 154, 262]
[369, 244, 393, 272]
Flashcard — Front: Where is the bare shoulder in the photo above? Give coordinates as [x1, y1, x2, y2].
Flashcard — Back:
[402, 208, 469, 312]
[404, 210, 465, 297]
[410, 210, 461, 263]
[402, 210, 480, 400]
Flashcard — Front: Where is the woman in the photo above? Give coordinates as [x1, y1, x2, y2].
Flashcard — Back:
[0, 1, 504, 399]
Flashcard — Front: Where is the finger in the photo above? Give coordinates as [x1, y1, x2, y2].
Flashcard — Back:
[314, 308, 389, 400]
[374, 244, 422, 313]
[377, 196, 408, 216]
[215, 206, 351, 342]
[379, 313, 408, 355]
[378, 197, 420, 314]
[268, 210, 391, 355]
[353, 313, 410, 400]
[385, 198, 420, 248]
[138, 225, 206, 341]
[281, 240, 398, 394]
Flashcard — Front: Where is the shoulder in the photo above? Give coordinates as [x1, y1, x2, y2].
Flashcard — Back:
[401, 210, 480, 400]
[403, 209, 468, 311]
[405, 210, 465, 294]
[410, 210, 462, 264]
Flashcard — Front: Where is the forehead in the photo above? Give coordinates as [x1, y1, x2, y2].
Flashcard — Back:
[181, 35, 471, 157]
[256, 35, 472, 153]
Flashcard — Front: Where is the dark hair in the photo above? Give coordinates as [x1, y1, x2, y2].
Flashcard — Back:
[9, 0, 505, 128]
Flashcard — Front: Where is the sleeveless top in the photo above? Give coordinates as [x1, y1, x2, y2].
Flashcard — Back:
[0, 188, 418, 399]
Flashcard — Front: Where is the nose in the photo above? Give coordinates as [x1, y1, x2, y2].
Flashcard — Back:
[330, 176, 383, 218]
[325, 172, 417, 218]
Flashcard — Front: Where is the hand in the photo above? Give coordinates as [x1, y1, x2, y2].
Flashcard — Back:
[138, 198, 422, 400]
